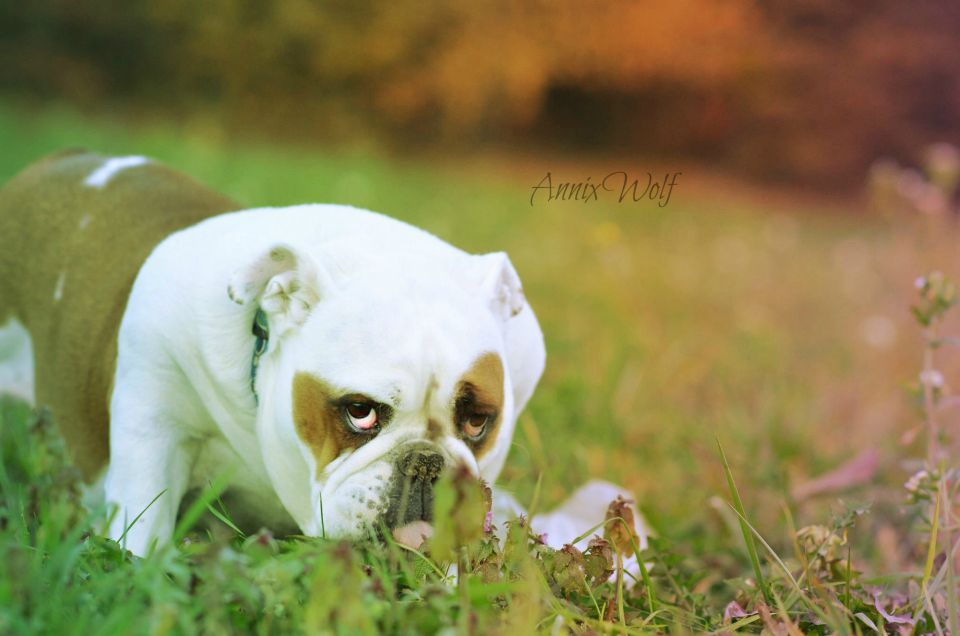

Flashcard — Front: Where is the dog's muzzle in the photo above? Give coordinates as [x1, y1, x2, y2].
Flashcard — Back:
[384, 444, 445, 529]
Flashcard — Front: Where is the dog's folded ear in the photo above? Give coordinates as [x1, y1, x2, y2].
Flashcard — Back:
[227, 244, 332, 336]
[470, 252, 545, 417]
[472, 252, 525, 321]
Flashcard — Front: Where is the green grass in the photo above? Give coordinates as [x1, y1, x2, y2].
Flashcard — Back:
[1, 99, 958, 633]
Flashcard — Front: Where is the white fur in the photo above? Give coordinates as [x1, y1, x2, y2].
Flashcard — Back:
[0, 318, 35, 403]
[83, 156, 149, 189]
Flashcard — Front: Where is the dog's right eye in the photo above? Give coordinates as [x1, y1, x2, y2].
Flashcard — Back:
[344, 402, 379, 433]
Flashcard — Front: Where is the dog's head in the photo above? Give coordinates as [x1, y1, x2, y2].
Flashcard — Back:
[228, 239, 545, 541]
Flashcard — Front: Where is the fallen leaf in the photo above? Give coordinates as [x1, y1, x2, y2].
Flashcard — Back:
[723, 600, 755, 623]
[791, 448, 880, 501]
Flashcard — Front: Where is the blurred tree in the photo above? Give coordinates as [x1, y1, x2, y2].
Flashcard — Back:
[1, 0, 957, 187]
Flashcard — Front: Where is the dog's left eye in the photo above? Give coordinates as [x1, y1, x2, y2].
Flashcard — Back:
[462, 413, 491, 441]
[344, 402, 379, 433]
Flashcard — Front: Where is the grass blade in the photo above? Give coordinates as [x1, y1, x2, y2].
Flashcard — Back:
[717, 437, 770, 604]
[940, 475, 958, 636]
[117, 488, 167, 547]
[207, 501, 245, 538]
[724, 503, 844, 632]
[921, 489, 940, 595]
[173, 472, 233, 543]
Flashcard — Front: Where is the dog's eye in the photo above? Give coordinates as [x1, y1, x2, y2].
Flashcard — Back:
[462, 413, 491, 441]
[345, 402, 379, 433]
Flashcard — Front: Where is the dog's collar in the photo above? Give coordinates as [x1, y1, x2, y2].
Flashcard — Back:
[250, 308, 269, 404]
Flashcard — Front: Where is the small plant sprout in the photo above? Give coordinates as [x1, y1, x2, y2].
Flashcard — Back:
[910, 270, 958, 634]
[603, 495, 639, 625]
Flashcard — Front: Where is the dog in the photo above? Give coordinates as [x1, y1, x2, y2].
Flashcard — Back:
[0, 150, 644, 557]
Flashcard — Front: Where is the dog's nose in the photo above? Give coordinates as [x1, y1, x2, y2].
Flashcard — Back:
[397, 447, 445, 482]
[384, 446, 445, 529]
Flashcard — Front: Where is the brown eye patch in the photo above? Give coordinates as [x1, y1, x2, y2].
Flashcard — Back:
[452, 352, 504, 458]
[292, 373, 386, 477]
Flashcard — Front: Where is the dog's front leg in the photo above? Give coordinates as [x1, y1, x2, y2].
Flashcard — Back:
[104, 387, 196, 556]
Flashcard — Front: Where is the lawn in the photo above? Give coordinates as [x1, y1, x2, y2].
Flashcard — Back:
[1, 100, 958, 633]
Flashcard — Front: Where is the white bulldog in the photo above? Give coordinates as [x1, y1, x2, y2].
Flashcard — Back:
[0, 151, 643, 557]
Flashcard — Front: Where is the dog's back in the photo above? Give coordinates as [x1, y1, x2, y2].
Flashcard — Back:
[0, 150, 239, 479]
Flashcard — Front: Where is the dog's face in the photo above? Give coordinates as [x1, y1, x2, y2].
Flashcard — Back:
[229, 241, 543, 540]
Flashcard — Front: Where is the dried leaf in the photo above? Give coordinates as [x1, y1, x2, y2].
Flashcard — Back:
[603, 495, 637, 554]
[543, 544, 586, 597]
[584, 537, 614, 586]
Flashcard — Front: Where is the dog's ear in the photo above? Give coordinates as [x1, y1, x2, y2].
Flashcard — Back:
[228, 244, 333, 336]
[471, 252, 526, 321]
[469, 252, 545, 416]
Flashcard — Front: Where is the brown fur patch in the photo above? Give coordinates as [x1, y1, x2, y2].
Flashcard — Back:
[0, 151, 240, 481]
[453, 352, 504, 459]
[292, 373, 372, 477]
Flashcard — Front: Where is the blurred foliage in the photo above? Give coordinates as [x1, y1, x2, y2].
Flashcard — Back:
[1, 0, 959, 186]
[870, 143, 960, 219]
